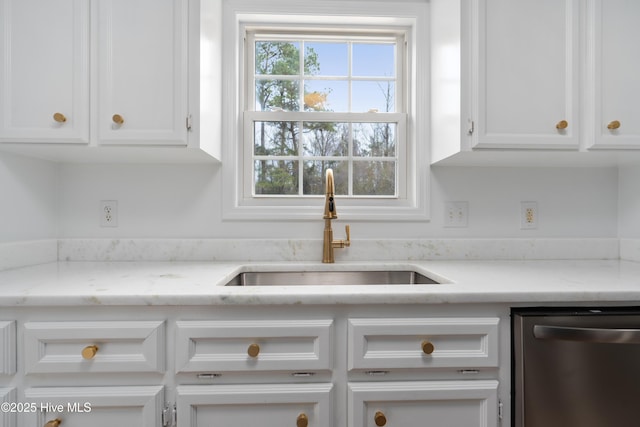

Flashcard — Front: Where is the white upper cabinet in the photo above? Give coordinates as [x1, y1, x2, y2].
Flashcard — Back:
[0, 0, 90, 143]
[95, 0, 188, 146]
[0, 0, 220, 162]
[471, 0, 579, 149]
[587, 0, 640, 149]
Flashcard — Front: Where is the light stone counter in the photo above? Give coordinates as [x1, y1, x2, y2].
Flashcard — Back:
[1, 259, 639, 306]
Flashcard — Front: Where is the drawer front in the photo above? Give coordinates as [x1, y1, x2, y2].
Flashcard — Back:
[175, 319, 333, 373]
[177, 383, 333, 427]
[348, 317, 499, 370]
[24, 320, 165, 374]
[0, 321, 16, 375]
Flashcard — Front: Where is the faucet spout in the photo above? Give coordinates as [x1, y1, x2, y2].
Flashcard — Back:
[322, 168, 350, 263]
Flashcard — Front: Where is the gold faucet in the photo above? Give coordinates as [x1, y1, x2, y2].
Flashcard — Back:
[323, 168, 350, 263]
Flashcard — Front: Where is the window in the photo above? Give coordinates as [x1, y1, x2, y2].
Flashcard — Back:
[246, 32, 405, 198]
[222, 0, 429, 220]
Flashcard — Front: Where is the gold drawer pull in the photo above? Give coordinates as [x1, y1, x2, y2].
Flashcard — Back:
[374, 411, 387, 427]
[53, 113, 67, 123]
[81, 345, 99, 360]
[297, 413, 308, 427]
[421, 340, 435, 355]
[112, 114, 125, 125]
[607, 120, 621, 130]
[44, 419, 62, 427]
[555, 120, 568, 130]
[247, 343, 260, 358]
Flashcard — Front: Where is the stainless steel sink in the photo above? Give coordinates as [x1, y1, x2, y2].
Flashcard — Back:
[224, 270, 439, 286]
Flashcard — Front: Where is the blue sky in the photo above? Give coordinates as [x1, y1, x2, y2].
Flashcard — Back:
[304, 42, 396, 113]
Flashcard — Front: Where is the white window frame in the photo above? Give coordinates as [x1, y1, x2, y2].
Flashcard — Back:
[221, 0, 430, 221]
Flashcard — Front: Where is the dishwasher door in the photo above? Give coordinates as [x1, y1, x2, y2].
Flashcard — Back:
[513, 307, 640, 427]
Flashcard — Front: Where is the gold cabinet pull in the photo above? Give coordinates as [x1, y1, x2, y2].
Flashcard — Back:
[44, 419, 62, 427]
[421, 340, 435, 355]
[81, 345, 99, 360]
[297, 413, 309, 427]
[607, 120, 621, 130]
[112, 114, 125, 125]
[555, 120, 568, 130]
[247, 343, 260, 358]
[374, 411, 387, 427]
[53, 113, 67, 123]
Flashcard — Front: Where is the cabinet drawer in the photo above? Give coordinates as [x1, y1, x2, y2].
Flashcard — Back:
[177, 383, 332, 427]
[23, 320, 165, 374]
[348, 318, 499, 370]
[176, 319, 333, 373]
[348, 380, 498, 427]
[0, 321, 16, 375]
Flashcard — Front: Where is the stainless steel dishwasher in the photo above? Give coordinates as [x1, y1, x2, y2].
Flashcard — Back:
[513, 307, 640, 427]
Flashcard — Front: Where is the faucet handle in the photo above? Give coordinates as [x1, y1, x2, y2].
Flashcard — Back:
[345, 225, 351, 247]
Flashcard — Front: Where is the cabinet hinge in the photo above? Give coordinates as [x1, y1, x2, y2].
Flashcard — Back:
[186, 115, 193, 131]
[498, 399, 503, 421]
[467, 120, 475, 135]
[162, 403, 176, 427]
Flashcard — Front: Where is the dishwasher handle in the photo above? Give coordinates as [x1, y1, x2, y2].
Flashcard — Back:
[533, 324, 640, 344]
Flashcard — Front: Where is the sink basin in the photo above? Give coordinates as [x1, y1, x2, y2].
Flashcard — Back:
[224, 270, 439, 286]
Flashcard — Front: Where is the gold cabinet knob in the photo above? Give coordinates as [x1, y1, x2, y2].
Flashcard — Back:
[421, 340, 435, 355]
[297, 413, 309, 427]
[44, 419, 62, 427]
[607, 120, 621, 130]
[112, 114, 125, 125]
[374, 411, 387, 427]
[81, 345, 99, 360]
[247, 343, 260, 358]
[555, 120, 568, 130]
[53, 113, 67, 123]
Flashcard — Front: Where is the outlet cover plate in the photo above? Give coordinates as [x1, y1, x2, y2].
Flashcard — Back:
[444, 201, 468, 228]
[520, 201, 538, 230]
[100, 200, 118, 227]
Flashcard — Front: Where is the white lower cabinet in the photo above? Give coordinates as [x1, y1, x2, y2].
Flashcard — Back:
[24, 385, 164, 427]
[349, 380, 498, 427]
[177, 383, 333, 427]
[3, 307, 505, 427]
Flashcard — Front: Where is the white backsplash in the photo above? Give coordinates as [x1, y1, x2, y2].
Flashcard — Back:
[3, 237, 636, 271]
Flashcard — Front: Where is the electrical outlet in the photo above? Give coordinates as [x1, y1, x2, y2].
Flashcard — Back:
[100, 200, 118, 227]
[521, 201, 538, 230]
[444, 201, 468, 227]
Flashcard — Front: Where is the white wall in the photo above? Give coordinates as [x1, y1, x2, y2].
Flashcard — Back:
[618, 165, 640, 238]
[55, 162, 619, 239]
[0, 152, 58, 242]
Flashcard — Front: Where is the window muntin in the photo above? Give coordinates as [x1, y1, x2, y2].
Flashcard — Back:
[246, 31, 405, 198]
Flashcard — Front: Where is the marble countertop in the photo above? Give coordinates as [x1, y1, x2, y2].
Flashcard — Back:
[1, 259, 640, 306]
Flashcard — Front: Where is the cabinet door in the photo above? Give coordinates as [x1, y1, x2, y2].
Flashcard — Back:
[0, 0, 89, 143]
[588, 0, 640, 149]
[349, 381, 498, 427]
[472, 0, 579, 149]
[24, 386, 163, 427]
[177, 383, 333, 427]
[96, 0, 188, 145]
